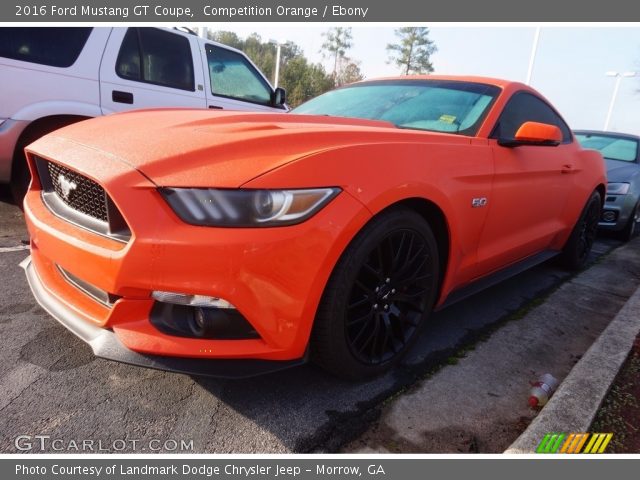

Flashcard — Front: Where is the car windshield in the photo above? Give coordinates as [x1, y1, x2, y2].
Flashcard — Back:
[291, 80, 501, 136]
[575, 133, 639, 162]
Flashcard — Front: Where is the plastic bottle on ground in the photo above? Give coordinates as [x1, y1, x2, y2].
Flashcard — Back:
[529, 373, 559, 408]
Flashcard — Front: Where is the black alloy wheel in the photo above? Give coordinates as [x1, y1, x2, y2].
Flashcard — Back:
[312, 208, 440, 379]
[559, 191, 601, 270]
[345, 229, 433, 365]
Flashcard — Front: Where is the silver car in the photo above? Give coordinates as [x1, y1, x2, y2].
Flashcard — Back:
[575, 130, 640, 241]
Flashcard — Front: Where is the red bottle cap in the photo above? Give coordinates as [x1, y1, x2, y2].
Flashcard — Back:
[528, 396, 539, 408]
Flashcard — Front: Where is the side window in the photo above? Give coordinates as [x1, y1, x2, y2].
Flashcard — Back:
[116, 28, 194, 91]
[0, 27, 92, 67]
[492, 92, 572, 143]
[205, 45, 273, 106]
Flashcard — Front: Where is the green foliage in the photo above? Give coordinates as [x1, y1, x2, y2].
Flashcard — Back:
[281, 57, 335, 107]
[387, 27, 437, 75]
[335, 58, 364, 87]
[320, 27, 354, 78]
[209, 30, 335, 107]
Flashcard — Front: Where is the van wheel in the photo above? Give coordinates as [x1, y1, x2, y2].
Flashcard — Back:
[311, 208, 439, 380]
[558, 191, 601, 270]
[10, 148, 31, 206]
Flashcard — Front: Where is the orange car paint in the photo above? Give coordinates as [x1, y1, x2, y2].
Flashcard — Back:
[514, 121, 563, 143]
[23, 76, 606, 363]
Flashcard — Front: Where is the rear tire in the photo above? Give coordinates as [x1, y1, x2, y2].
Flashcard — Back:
[618, 201, 640, 242]
[558, 191, 601, 270]
[311, 208, 440, 380]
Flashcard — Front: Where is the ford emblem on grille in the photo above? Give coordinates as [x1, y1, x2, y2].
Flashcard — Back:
[57, 174, 77, 201]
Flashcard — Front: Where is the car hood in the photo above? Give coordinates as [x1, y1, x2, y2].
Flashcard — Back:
[41, 109, 470, 188]
[605, 159, 640, 183]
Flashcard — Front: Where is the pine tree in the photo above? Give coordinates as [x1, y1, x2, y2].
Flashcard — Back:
[387, 27, 437, 75]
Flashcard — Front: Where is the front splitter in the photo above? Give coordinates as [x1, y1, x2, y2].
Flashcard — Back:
[21, 256, 307, 379]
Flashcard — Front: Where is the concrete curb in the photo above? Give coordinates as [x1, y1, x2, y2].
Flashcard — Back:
[505, 283, 640, 453]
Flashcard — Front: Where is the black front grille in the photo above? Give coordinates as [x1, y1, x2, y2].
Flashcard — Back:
[47, 161, 108, 222]
[34, 156, 131, 242]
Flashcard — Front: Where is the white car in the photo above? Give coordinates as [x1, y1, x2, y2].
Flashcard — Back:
[0, 27, 287, 201]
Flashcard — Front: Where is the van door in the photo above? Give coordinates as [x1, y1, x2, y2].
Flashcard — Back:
[200, 42, 282, 112]
[99, 27, 205, 114]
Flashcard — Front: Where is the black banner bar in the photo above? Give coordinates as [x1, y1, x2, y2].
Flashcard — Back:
[3, 459, 640, 480]
[3, 0, 640, 22]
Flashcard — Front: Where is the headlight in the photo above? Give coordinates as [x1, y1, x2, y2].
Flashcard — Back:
[161, 187, 341, 227]
[607, 183, 630, 195]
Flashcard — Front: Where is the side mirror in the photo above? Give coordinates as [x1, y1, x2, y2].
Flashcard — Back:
[272, 87, 286, 107]
[498, 121, 562, 147]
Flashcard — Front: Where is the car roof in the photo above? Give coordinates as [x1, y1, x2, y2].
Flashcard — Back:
[574, 129, 640, 141]
[358, 75, 520, 89]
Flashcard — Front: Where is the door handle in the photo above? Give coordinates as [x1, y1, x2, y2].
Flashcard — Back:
[112, 90, 134, 104]
[561, 164, 575, 174]
[208, 105, 223, 110]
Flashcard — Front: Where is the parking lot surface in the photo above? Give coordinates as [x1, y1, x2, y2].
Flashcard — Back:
[0, 197, 623, 453]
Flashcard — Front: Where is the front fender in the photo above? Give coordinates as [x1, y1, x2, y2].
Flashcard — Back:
[244, 140, 495, 308]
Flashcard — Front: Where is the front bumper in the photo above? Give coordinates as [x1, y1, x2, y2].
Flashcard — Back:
[21, 255, 307, 378]
[22, 136, 372, 372]
[599, 193, 637, 231]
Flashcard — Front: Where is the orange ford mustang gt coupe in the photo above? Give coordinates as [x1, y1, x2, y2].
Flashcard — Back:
[21, 76, 606, 379]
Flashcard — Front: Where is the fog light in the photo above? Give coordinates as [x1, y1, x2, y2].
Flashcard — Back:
[189, 307, 232, 337]
[602, 210, 617, 223]
[151, 291, 235, 309]
[150, 303, 259, 340]
[190, 308, 207, 337]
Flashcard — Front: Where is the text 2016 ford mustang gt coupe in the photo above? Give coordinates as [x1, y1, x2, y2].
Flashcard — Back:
[22, 76, 606, 379]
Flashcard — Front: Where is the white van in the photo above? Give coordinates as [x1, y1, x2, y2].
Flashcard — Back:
[0, 27, 287, 201]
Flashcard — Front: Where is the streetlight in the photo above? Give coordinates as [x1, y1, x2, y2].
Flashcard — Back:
[604, 71, 637, 131]
[526, 26, 541, 86]
[269, 40, 287, 88]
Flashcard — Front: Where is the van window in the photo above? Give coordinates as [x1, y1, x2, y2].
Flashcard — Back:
[205, 45, 273, 106]
[0, 28, 92, 68]
[116, 28, 195, 92]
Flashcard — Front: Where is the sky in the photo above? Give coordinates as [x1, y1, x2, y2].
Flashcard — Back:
[206, 25, 640, 135]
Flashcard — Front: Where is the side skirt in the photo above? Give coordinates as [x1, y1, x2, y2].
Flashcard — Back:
[437, 250, 560, 310]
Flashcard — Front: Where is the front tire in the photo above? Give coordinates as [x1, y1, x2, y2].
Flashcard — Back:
[559, 191, 601, 270]
[311, 208, 440, 380]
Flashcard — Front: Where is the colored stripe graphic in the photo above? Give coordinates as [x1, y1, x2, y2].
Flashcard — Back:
[583, 433, 598, 453]
[562, 433, 586, 453]
[589, 434, 606, 453]
[572, 433, 590, 453]
[537, 433, 612, 454]
[584, 433, 613, 454]
[549, 433, 565, 453]
[597, 433, 613, 453]
[560, 433, 576, 453]
[536, 433, 566, 453]
[536, 433, 552, 453]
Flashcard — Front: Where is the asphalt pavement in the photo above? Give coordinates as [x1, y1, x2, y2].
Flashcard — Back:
[0, 195, 624, 453]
